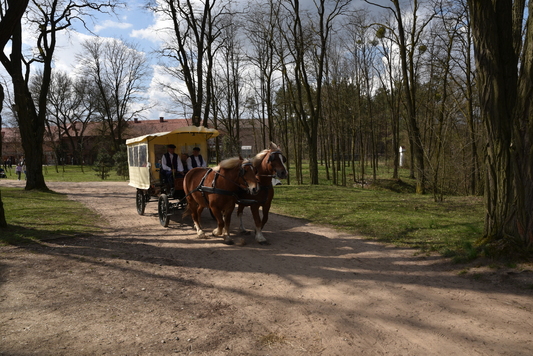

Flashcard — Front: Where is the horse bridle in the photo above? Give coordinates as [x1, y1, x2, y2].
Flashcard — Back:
[213, 161, 255, 190]
[237, 161, 255, 190]
[259, 150, 286, 178]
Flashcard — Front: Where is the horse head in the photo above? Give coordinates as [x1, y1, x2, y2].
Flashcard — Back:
[265, 142, 288, 179]
[239, 158, 259, 195]
[215, 157, 259, 195]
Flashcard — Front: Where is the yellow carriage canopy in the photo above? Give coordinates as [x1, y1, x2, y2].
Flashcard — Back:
[126, 126, 219, 190]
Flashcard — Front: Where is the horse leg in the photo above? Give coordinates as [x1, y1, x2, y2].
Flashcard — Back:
[261, 201, 272, 229]
[222, 208, 234, 245]
[250, 205, 269, 245]
[236, 204, 249, 234]
[211, 206, 225, 237]
[190, 200, 206, 239]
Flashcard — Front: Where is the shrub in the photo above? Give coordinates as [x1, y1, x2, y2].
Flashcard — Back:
[113, 145, 129, 180]
[93, 148, 113, 180]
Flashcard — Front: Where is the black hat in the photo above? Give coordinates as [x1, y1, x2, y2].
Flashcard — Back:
[167, 144, 176, 149]
[193, 147, 200, 151]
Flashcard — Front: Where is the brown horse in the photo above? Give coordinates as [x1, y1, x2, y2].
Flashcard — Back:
[237, 142, 288, 245]
[183, 157, 259, 245]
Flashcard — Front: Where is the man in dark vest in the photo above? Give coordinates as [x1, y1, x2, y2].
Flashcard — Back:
[186, 146, 207, 170]
[161, 144, 184, 189]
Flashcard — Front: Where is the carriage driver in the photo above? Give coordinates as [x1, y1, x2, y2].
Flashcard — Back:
[161, 144, 184, 187]
[186, 146, 207, 170]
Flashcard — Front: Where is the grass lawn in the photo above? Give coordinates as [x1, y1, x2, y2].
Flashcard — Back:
[0, 187, 104, 245]
[271, 162, 485, 261]
[1, 164, 126, 182]
[271, 184, 483, 260]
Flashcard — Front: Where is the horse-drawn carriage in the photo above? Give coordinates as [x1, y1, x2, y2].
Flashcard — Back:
[127, 126, 288, 245]
[126, 125, 220, 227]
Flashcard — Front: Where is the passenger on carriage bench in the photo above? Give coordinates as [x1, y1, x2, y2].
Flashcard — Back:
[161, 144, 184, 187]
[186, 146, 207, 170]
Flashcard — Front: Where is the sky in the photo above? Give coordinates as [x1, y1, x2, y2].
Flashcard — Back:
[1, 0, 173, 123]
[60, 0, 169, 121]
[2, 0, 380, 125]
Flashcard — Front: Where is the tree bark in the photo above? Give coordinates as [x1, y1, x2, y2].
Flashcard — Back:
[0, 84, 7, 227]
[8, 22, 48, 191]
[468, 0, 533, 247]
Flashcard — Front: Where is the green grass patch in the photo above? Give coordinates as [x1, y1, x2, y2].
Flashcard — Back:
[1, 164, 126, 182]
[271, 184, 483, 256]
[42, 165, 127, 182]
[1, 187, 103, 245]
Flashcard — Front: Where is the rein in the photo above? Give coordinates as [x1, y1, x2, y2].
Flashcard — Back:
[213, 161, 254, 191]
[190, 162, 255, 204]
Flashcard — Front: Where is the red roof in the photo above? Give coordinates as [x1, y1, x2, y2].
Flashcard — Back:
[125, 118, 194, 138]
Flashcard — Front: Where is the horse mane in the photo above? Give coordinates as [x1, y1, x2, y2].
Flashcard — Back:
[214, 157, 242, 171]
[252, 149, 269, 167]
[252, 142, 281, 167]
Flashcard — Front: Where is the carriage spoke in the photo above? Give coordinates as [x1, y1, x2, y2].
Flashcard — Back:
[158, 194, 170, 227]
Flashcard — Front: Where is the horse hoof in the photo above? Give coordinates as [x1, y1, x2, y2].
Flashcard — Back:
[197, 232, 207, 239]
[235, 238, 246, 246]
[259, 241, 270, 246]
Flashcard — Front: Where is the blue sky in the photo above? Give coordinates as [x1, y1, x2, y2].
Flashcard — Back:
[2, 0, 382, 124]
[54, 1, 170, 120]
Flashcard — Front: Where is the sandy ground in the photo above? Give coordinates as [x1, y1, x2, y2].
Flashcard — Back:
[1, 180, 533, 356]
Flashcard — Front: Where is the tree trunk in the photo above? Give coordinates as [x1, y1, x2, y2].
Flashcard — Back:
[468, 0, 533, 247]
[0, 84, 7, 227]
[10, 24, 48, 191]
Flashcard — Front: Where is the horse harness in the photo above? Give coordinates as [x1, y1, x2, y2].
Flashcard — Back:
[239, 150, 283, 206]
[189, 162, 255, 205]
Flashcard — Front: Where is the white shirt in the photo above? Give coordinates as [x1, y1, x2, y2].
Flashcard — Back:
[161, 152, 184, 172]
[186, 155, 207, 169]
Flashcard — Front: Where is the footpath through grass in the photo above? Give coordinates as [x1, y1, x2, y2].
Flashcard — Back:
[0, 163, 484, 262]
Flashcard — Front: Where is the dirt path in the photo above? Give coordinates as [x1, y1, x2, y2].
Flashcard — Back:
[1, 180, 533, 355]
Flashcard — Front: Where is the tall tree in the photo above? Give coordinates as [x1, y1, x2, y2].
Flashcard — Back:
[153, 0, 227, 127]
[34, 71, 98, 170]
[467, 0, 533, 249]
[0, 0, 118, 191]
[0, 0, 30, 227]
[280, 0, 351, 185]
[244, 0, 282, 147]
[366, 0, 435, 194]
[212, 11, 245, 156]
[77, 37, 149, 152]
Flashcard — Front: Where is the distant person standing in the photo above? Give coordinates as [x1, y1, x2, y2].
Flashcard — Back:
[186, 147, 207, 170]
[15, 163, 22, 180]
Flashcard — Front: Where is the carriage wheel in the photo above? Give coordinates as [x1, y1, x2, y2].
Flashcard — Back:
[136, 189, 146, 215]
[158, 194, 170, 227]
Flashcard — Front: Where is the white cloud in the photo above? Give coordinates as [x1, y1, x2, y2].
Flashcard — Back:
[130, 9, 171, 45]
[143, 64, 189, 120]
[94, 20, 133, 33]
